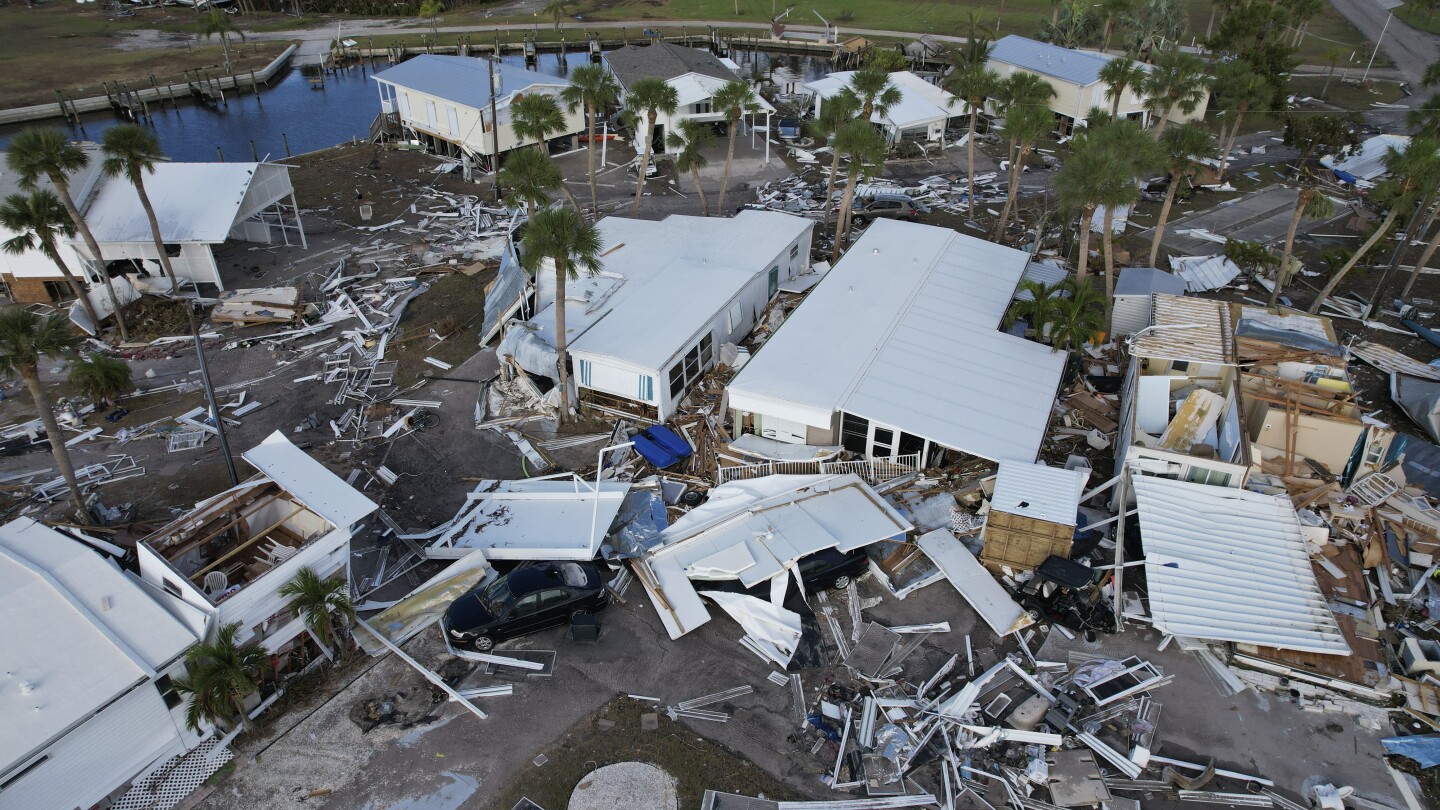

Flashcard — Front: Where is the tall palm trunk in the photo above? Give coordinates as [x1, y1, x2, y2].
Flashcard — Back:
[689, 163, 710, 216]
[1217, 112, 1246, 180]
[553, 256, 571, 425]
[1102, 206, 1117, 327]
[219, 33, 233, 74]
[1075, 205, 1096, 281]
[48, 251, 103, 335]
[1149, 171, 1181, 267]
[631, 111, 657, 217]
[1404, 225, 1440, 297]
[833, 172, 860, 263]
[1269, 189, 1311, 306]
[967, 104, 979, 215]
[1309, 208, 1400, 314]
[132, 176, 180, 293]
[20, 364, 87, 520]
[994, 144, 1028, 239]
[1205, 4, 1218, 38]
[1110, 90, 1122, 117]
[822, 149, 841, 228]
[229, 695, 252, 732]
[718, 112, 739, 214]
[1152, 110, 1172, 137]
[50, 176, 127, 341]
[585, 101, 599, 218]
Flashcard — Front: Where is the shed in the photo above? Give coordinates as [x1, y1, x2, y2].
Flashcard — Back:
[981, 462, 1089, 573]
[1130, 475, 1350, 655]
[1111, 267, 1188, 336]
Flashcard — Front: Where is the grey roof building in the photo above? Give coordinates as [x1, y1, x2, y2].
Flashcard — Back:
[603, 42, 737, 89]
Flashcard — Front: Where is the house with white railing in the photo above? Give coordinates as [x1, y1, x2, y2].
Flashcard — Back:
[135, 432, 377, 664]
[725, 219, 1066, 467]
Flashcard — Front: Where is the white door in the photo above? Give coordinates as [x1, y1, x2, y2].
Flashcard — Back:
[446, 105, 460, 136]
[759, 414, 808, 444]
[397, 93, 411, 121]
[425, 100, 438, 130]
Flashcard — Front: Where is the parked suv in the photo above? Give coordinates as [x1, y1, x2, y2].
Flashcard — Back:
[851, 194, 919, 226]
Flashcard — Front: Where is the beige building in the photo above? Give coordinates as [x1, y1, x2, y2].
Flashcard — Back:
[373, 55, 585, 172]
[986, 35, 1209, 135]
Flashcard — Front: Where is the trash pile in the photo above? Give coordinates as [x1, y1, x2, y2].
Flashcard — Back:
[747, 170, 1009, 222]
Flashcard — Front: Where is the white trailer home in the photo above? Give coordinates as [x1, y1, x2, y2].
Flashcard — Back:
[136, 432, 377, 667]
[498, 210, 814, 421]
[725, 219, 1066, 466]
[372, 55, 584, 172]
[804, 70, 961, 144]
[0, 519, 209, 810]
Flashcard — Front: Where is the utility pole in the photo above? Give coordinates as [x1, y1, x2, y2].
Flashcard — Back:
[489, 55, 503, 200]
[187, 302, 239, 487]
[1361, 12, 1391, 83]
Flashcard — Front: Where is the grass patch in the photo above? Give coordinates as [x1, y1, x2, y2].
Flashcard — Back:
[388, 271, 491, 388]
[493, 695, 802, 810]
[0, 5, 289, 108]
[1393, 1, 1440, 36]
[1290, 75, 1405, 108]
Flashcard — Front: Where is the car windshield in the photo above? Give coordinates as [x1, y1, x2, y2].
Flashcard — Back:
[478, 578, 513, 614]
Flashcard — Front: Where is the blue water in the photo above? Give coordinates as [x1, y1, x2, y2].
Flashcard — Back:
[0, 47, 831, 163]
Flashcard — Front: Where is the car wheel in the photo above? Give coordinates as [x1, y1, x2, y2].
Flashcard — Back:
[473, 635, 495, 652]
[831, 575, 852, 591]
[852, 216, 868, 226]
[900, 216, 915, 223]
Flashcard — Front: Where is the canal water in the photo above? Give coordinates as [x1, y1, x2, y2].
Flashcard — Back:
[0, 47, 832, 163]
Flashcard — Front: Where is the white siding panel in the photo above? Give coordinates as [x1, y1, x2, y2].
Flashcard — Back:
[0, 686, 185, 810]
[580, 359, 647, 403]
[217, 530, 351, 642]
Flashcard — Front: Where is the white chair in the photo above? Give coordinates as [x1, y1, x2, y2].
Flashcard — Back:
[265, 542, 299, 565]
[203, 570, 229, 596]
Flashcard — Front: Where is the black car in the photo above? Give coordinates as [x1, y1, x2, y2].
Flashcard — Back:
[701, 547, 869, 598]
[442, 561, 610, 651]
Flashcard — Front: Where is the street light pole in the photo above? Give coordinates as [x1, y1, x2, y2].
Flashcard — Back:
[187, 302, 239, 487]
[1361, 12, 1391, 83]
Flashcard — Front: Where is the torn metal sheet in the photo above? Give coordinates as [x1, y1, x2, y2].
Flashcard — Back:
[353, 551, 494, 655]
[701, 589, 803, 668]
[1351, 342, 1440, 383]
[421, 474, 630, 561]
[916, 529, 1034, 637]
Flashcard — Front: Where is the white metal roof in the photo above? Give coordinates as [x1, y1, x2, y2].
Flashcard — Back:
[641, 474, 912, 639]
[82, 162, 293, 244]
[1170, 254, 1242, 293]
[424, 476, 630, 560]
[372, 54, 570, 111]
[988, 35, 1137, 87]
[1114, 267, 1188, 298]
[804, 70, 959, 130]
[1128, 294, 1234, 365]
[0, 519, 198, 771]
[1130, 475, 1351, 655]
[242, 431, 378, 529]
[990, 462, 1089, 526]
[728, 220, 1067, 463]
[666, 72, 777, 112]
[917, 528, 1035, 636]
[1320, 133, 1411, 181]
[526, 211, 812, 372]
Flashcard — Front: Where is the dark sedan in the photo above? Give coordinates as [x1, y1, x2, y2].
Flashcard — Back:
[442, 561, 610, 651]
[699, 547, 870, 598]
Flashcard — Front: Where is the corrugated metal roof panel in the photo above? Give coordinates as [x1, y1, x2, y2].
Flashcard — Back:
[1130, 475, 1351, 656]
[1114, 267, 1187, 298]
[1171, 254, 1242, 293]
[991, 462, 1089, 526]
[1128, 294, 1233, 365]
[988, 35, 1134, 87]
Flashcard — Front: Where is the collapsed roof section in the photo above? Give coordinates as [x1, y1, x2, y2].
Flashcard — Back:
[634, 474, 913, 640]
[1130, 475, 1350, 655]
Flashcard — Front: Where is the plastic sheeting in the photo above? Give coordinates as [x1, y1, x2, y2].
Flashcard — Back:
[497, 323, 559, 379]
[1381, 735, 1440, 768]
[1234, 319, 1342, 356]
[606, 485, 669, 558]
[480, 238, 526, 345]
[700, 589, 803, 667]
[1392, 373, 1440, 444]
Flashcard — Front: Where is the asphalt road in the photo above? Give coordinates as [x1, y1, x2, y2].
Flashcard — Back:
[1328, 0, 1439, 89]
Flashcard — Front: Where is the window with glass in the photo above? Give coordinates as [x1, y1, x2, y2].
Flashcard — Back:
[1183, 466, 1231, 487]
[841, 413, 870, 454]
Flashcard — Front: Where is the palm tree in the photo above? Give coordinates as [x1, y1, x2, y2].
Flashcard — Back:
[99, 125, 180, 292]
[713, 80, 761, 216]
[0, 309, 86, 519]
[1091, 119, 1162, 317]
[510, 92, 566, 153]
[1055, 143, 1117, 282]
[67, 352, 132, 407]
[542, 0, 573, 29]
[1004, 279, 1064, 341]
[808, 91, 861, 230]
[1100, 57, 1148, 117]
[1319, 47, 1345, 101]
[6, 128, 128, 341]
[0, 191, 103, 332]
[497, 148, 564, 223]
[1410, 96, 1440, 138]
[172, 622, 268, 733]
[519, 207, 604, 424]
[831, 120, 888, 262]
[992, 72, 1056, 240]
[1098, 0, 1133, 52]
[623, 78, 679, 217]
[1148, 123, 1218, 266]
[1048, 278, 1106, 353]
[1310, 138, 1440, 313]
[667, 119, 714, 216]
[848, 67, 903, 123]
[418, 0, 443, 43]
[1269, 186, 1335, 305]
[1404, 217, 1440, 297]
[560, 65, 621, 218]
[942, 36, 1000, 216]
[197, 9, 245, 74]
[1211, 62, 1271, 179]
[279, 567, 357, 654]
[1142, 50, 1208, 136]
